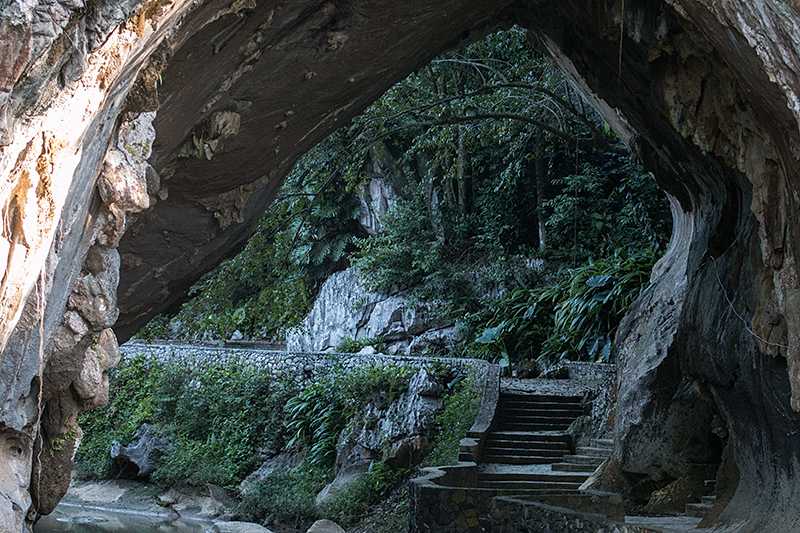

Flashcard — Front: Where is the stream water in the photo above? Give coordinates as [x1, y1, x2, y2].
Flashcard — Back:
[34, 504, 209, 533]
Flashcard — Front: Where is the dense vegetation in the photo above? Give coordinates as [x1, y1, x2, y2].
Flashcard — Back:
[77, 354, 480, 531]
[140, 26, 669, 368]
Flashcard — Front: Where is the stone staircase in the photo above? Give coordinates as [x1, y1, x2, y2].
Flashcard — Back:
[685, 480, 717, 518]
[551, 438, 614, 473]
[477, 392, 611, 491]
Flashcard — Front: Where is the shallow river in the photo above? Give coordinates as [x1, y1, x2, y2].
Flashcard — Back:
[34, 504, 210, 532]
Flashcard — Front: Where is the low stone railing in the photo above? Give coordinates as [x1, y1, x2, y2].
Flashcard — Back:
[458, 364, 500, 463]
[492, 494, 661, 533]
[120, 340, 493, 384]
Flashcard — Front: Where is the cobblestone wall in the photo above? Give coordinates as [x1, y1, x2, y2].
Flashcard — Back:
[120, 340, 489, 384]
[491, 496, 664, 533]
[410, 465, 494, 533]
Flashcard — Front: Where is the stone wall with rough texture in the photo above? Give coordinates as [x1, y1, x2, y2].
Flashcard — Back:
[119, 340, 491, 383]
[491, 496, 668, 533]
[1, 0, 800, 530]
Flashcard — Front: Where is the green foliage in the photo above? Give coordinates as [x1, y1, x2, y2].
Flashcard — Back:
[540, 248, 655, 362]
[427, 370, 483, 466]
[470, 248, 656, 365]
[235, 466, 331, 529]
[319, 462, 407, 527]
[170, 211, 314, 342]
[285, 362, 415, 468]
[134, 314, 170, 342]
[77, 356, 295, 488]
[543, 160, 670, 263]
[335, 336, 385, 353]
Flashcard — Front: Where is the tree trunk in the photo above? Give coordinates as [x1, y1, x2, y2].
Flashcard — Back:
[535, 131, 548, 251]
[456, 125, 471, 215]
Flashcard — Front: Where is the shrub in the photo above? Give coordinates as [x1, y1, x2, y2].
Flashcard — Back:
[319, 462, 407, 527]
[235, 465, 330, 529]
[77, 356, 296, 488]
[427, 369, 483, 466]
[469, 248, 656, 365]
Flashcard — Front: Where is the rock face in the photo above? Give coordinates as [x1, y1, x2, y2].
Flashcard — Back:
[110, 423, 171, 477]
[1, 0, 800, 530]
[317, 367, 444, 504]
[286, 267, 459, 354]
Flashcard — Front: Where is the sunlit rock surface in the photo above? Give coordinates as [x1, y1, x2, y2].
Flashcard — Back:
[1, 0, 800, 530]
[286, 267, 458, 354]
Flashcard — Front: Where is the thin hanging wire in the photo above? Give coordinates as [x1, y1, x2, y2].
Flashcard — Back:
[710, 256, 790, 350]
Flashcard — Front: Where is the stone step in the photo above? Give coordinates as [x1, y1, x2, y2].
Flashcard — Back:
[591, 438, 614, 449]
[500, 407, 584, 417]
[484, 446, 567, 458]
[489, 431, 571, 442]
[482, 454, 563, 465]
[476, 479, 583, 491]
[499, 416, 580, 425]
[685, 502, 713, 518]
[479, 471, 589, 483]
[499, 403, 582, 412]
[575, 446, 613, 457]
[702, 495, 716, 505]
[500, 400, 584, 408]
[500, 394, 583, 404]
[561, 454, 607, 465]
[497, 423, 573, 432]
[551, 462, 600, 473]
[484, 438, 570, 451]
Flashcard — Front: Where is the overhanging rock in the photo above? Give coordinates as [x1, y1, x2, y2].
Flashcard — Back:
[1, 1, 800, 530]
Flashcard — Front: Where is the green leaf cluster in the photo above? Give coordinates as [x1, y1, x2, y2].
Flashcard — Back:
[285, 362, 416, 468]
[76, 355, 295, 488]
[427, 369, 484, 466]
[469, 248, 656, 365]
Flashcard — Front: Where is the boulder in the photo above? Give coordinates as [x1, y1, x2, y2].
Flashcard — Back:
[110, 424, 170, 477]
[239, 450, 305, 492]
[306, 520, 346, 533]
[212, 522, 276, 533]
[315, 462, 370, 506]
[321, 368, 443, 504]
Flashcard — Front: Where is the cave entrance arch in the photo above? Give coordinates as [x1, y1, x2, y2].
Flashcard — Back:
[2, 1, 800, 531]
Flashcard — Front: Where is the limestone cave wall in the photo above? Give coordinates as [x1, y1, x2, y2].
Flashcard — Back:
[1, 0, 800, 530]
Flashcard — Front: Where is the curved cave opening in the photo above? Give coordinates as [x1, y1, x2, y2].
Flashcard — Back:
[2, 1, 799, 531]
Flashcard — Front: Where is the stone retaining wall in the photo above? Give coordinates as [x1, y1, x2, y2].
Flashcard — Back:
[410, 464, 500, 533]
[120, 340, 490, 384]
[491, 496, 665, 533]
